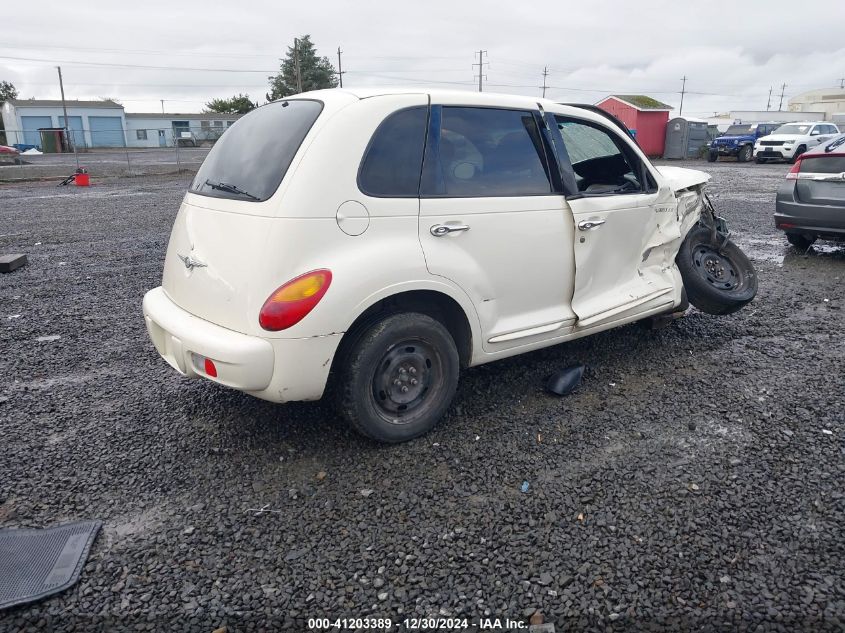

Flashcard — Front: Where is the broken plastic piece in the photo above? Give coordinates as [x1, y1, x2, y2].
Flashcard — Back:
[521, 481, 530, 493]
[545, 364, 585, 396]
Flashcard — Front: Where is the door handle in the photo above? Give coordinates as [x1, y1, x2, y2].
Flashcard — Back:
[430, 223, 470, 237]
[578, 219, 606, 231]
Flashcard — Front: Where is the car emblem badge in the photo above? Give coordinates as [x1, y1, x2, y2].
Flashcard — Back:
[178, 253, 207, 271]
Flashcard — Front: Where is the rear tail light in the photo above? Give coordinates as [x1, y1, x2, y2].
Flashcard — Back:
[786, 158, 802, 179]
[259, 269, 332, 331]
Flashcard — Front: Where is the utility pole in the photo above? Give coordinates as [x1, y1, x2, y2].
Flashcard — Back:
[56, 66, 77, 167]
[778, 83, 787, 111]
[541, 66, 549, 98]
[294, 38, 303, 93]
[679, 75, 687, 116]
[473, 50, 487, 92]
[839, 77, 845, 89]
[160, 99, 165, 114]
[336, 47, 345, 88]
[766, 87, 772, 111]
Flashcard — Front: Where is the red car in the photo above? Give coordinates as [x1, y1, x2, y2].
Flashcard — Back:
[0, 145, 22, 165]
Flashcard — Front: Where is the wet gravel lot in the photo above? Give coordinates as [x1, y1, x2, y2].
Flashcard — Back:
[1, 160, 843, 632]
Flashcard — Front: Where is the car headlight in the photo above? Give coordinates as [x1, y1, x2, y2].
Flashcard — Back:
[732, 139, 739, 145]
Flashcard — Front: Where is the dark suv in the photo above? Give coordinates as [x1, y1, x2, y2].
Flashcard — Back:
[708, 122, 780, 163]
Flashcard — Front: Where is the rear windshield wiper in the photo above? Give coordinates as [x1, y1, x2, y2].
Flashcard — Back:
[204, 179, 260, 200]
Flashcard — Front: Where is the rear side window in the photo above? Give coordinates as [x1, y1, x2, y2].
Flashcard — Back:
[422, 107, 552, 197]
[358, 107, 428, 197]
[190, 100, 322, 202]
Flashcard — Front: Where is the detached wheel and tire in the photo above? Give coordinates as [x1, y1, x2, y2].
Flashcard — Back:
[707, 151, 718, 163]
[334, 312, 459, 443]
[677, 225, 757, 315]
[737, 145, 753, 162]
[786, 233, 816, 250]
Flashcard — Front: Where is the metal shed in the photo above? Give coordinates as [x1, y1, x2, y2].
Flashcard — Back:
[595, 95, 673, 157]
[664, 117, 709, 159]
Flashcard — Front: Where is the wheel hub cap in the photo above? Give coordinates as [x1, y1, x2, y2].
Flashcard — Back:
[693, 245, 740, 290]
[374, 341, 434, 415]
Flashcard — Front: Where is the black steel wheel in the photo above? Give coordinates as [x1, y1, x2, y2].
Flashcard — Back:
[334, 312, 459, 443]
[677, 225, 758, 315]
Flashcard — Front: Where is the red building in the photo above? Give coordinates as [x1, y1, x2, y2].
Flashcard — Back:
[596, 95, 673, 157]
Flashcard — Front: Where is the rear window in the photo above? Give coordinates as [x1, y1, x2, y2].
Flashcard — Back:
[800, 156, 845, 173]
[190, 99, 322, 202]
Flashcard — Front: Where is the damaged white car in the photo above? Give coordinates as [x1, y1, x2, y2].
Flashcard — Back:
[143, 89, 757, 442]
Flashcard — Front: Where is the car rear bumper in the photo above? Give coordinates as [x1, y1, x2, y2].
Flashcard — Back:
[142, 287, 341, 402]
[775, 187, 845, 239]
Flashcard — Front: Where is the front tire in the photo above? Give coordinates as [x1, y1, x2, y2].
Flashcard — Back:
[737, 145, 753, 162]
[707, 150, 718, 163]
[790, 145, 806, 164]
[334, 312, 460, 443]
[677, 225, 758, 315]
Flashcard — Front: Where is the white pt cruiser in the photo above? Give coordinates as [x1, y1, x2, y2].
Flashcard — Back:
[143, 89, 757, 442]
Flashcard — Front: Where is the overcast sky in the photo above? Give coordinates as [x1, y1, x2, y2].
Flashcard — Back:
[2, 0, 844, 116]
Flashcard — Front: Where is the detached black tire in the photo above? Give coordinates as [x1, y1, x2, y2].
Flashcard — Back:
[335, 312, 459, 443]
[707, 151, 718, 163]
[677, 225, 757, 315]
[738, 145, 753, 162]
[786, 233, 816, 250]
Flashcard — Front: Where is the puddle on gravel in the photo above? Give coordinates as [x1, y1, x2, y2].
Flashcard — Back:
[733, 236, 787, 266]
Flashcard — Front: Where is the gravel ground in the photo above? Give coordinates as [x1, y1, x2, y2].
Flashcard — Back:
[0, 160, 843, 632]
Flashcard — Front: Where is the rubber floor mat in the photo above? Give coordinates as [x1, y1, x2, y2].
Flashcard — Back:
[0, 520, 101, 610]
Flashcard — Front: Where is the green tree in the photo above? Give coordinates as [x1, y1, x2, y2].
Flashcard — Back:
[205, 93, 257, 114]
[0, 81, 18, 145]
[0, 80, 17, 102]
[266, 35, 338, 101]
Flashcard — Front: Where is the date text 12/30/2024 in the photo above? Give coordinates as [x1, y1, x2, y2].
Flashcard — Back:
[308, 617, 531, 630]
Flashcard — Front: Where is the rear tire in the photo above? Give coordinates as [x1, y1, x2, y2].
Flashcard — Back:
[790, 145, 806, 164]
[786, 233, 816, 250]
[334, 312, 460, 443]
[737, 145, 753, 162]
[707, 151, 718, 163]
[677, 225, 758, 316]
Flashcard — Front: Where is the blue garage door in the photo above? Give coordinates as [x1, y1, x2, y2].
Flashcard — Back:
[59, 116, 85, 149]
[21, 116, 53, 147]
[89, 116, 125, 147]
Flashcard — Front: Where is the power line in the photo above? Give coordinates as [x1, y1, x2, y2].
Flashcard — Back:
[0, 54, 274, 73]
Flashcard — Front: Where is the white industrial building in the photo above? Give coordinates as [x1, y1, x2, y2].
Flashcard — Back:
[1, 99, 126, 148]
[1, 99, 242, 149]
[788, 87, 845, 128]
[125, 113, 240, 148]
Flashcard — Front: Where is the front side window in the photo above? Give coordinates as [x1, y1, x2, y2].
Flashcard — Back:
[555, 117, 644, 195]
[358, 107, 428, 197]
[190, 99, 322, 202]
[422, 107, 552, 197]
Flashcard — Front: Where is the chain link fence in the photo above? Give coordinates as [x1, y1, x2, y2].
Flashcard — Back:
[0, 126, 222, 180]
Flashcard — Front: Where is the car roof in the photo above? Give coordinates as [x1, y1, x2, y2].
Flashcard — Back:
[285, 87, 605, 121]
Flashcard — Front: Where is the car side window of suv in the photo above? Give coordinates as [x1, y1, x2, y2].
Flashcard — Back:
[358, 107, 429, 197]
[420, 107, 552, 197]
[553, 117, 648, 196]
